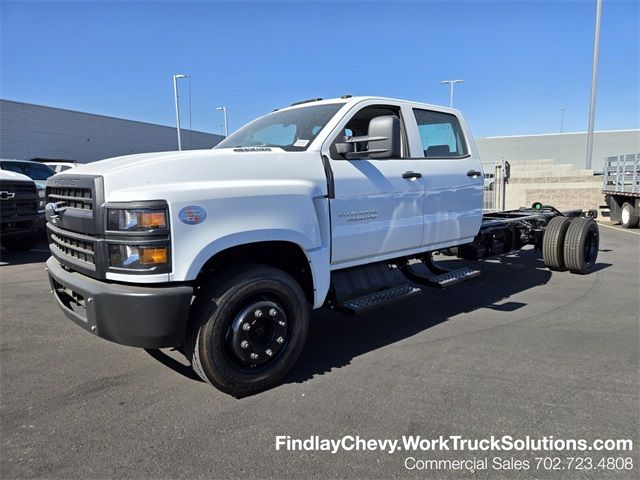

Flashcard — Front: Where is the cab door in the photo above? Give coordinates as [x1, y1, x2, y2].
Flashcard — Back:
[323, 103, 425, 266]
[406, 107, 484, 248]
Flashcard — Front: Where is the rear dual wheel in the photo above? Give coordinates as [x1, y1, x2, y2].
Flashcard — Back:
[621, 202, 639, 229]
[543, 216, 599, 274]
[186, 265, 309, 397]
[542, 216, 572, 271]
[563, 218, 599, 274]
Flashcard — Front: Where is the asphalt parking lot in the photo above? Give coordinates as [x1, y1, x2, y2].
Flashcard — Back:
[1, 224, 638, 479]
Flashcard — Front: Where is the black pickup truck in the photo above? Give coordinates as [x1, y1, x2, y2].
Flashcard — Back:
[0, 170, 46, 251]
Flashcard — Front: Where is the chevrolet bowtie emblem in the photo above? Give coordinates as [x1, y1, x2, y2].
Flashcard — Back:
[0, 191, 16, 200]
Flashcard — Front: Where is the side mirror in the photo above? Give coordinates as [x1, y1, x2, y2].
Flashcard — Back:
[340, 115, 401, 160]
[367, 115, 400, 159]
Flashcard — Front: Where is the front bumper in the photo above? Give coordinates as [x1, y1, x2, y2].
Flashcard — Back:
[46, 257, 193, 348]
[1, 212, 45, 239]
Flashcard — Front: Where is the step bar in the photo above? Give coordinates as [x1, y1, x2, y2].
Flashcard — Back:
[337, 284, 422, 315]
[399, 254, 481, 289]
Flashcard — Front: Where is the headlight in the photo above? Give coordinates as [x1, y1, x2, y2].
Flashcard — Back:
[37, 188, 45, 209]
[107, 208, 167, 232]
[108, 244, 170, 269]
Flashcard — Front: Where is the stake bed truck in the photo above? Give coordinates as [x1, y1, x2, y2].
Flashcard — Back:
[603, 153, 640, 228]
[44, 96, 600, 396]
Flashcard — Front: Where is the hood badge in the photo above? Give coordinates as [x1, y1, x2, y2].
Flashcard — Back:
[233, 147, 272, 152]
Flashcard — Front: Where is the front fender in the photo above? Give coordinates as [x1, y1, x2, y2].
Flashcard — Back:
[179, 229, 330, 309]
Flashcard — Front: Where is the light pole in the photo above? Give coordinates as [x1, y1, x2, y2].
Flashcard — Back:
[586, 0, 602, 169]
[440, 79, 464, 107]
[173, 74, 188, 150]
[217, 106, 228, 137]
[560, 107, 566, 133]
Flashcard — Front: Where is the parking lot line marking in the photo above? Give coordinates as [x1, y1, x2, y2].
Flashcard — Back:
[598, 223, 640, 236]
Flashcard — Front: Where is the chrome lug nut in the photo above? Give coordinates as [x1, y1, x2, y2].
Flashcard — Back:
[276, 336, 284, 344]
[254, 310, 263, 318]
[241, 340, 250, 349]
[242, 323, 251, 331]
[269, 308, 278, 317]
[265, 349, 273, 357]
[278, 320, 286, 326]
[250, 353, 259, 360]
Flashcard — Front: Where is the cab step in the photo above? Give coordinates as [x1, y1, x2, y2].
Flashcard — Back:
[337, 284, 422, 315]
[426, 267, 481, 288]
[399, 254, 481, 289]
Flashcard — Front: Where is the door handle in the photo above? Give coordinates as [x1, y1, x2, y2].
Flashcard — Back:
[402, 171, 422, 180]
[467, 170, 482, 178]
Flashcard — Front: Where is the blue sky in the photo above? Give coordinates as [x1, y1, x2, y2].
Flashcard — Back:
[1, 0, 638, 138]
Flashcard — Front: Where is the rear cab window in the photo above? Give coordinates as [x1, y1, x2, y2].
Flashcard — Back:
[412, 109, 469, 158]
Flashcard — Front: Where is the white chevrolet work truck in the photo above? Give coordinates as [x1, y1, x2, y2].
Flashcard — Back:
[45, 96, 600, 396]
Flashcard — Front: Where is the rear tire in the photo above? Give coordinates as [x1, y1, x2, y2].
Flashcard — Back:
[186, 265, 309, 397]
[621, 202, 639, 229]
[542, 216, 572, 271]
[563, 218, 599, 274]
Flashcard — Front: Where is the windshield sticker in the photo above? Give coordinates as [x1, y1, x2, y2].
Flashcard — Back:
[178, 206, 207, 225]
[294, 139, 309, 147]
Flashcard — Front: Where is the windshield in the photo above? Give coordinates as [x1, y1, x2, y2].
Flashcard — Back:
[215, 103, 345, 152]
[1, 161, 54, 180]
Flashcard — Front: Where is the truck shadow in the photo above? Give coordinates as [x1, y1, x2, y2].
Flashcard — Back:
[144, 248, 611, 392]
[284, 249, 609, 387]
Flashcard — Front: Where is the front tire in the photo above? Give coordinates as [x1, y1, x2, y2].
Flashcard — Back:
[186, 265, 309, 397]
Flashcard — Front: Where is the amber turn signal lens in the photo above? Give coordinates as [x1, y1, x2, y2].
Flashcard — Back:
[139, 246, 168, 265]
[137, 211, 167, 229]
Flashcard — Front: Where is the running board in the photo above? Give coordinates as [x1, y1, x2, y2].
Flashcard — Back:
[337, 284, 422, 315]
[399, 255, 481, 289]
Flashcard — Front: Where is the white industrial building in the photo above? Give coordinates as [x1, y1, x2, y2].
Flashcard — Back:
[476, 129, 640, 172]
[0, 99, 224, 163]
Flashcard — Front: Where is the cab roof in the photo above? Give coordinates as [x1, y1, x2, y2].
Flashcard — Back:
[280, 96, 459, 115]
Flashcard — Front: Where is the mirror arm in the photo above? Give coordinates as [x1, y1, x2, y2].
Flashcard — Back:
[343, 149, 388, 160]
[345, 135, 388, 144]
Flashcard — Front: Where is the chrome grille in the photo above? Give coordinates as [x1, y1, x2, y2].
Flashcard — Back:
[49, 225, 96, 268]
[47, 187, 93, 210]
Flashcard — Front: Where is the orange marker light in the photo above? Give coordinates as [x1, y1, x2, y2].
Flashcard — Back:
[137, 211, 167, 229]
[139, 247, 168, 265]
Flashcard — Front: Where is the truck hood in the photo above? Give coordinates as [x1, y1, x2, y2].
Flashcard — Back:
[65, 148, 326, 201]
[0, 170, 35, 183]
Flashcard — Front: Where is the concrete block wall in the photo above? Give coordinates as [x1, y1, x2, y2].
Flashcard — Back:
[505, 159, 603, 211]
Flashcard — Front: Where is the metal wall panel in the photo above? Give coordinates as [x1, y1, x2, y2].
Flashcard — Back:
[475, 130, 640, 172]
[0, 99, 225, 163]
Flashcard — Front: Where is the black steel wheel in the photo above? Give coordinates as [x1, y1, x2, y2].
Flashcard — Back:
[542, 216, 572, 271]
[186, 265, 309, 397]
[621, 202, 639, 229]
[563, 218, 599, 274]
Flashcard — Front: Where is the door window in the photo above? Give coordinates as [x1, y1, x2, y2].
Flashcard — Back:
[413, 109, 468, 158]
